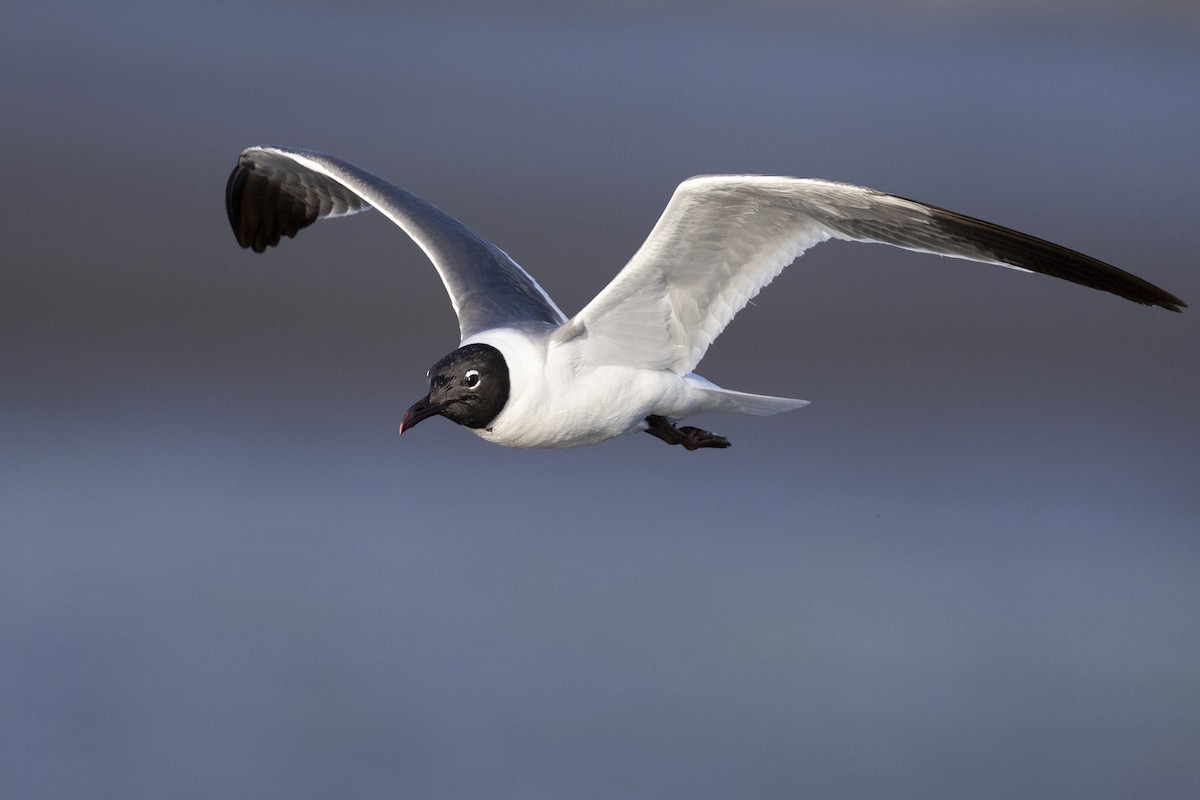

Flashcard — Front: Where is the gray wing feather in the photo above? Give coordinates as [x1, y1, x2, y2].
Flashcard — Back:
[226, 146, 566, 341]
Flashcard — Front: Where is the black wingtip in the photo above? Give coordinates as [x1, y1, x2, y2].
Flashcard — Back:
[224, 159, 255, 250]
[1156, 293, 1187, 314]
[224, 152, 307, 254]
[1113, 278, 1185, 313]
[917, 202, 1187, 314]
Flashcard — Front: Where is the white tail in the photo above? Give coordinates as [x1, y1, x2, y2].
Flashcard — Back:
[685, 375, 809, 416]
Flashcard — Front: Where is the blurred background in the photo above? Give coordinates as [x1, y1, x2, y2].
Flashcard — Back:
[2, 1, 1198, 798]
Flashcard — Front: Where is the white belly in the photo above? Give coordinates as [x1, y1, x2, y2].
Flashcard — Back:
[478, 363, 694, 448]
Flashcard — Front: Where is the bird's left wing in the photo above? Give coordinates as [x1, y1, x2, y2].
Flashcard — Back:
[564, 176, 1184, 373]
[226, 146, 566, 341]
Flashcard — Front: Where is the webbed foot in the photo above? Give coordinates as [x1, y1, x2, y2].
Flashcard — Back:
[644, 415, 731, 450]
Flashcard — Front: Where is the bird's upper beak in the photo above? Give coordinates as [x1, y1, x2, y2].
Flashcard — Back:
[399, 395, 445, 436]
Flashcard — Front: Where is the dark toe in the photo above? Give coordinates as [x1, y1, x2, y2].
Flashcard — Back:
[678, 427, 731, 450]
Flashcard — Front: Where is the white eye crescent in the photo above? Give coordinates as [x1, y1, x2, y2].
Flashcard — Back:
[464, 369, 481, 389]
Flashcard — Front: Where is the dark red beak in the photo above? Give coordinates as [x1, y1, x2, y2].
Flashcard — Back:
[399, 395, 444, 436]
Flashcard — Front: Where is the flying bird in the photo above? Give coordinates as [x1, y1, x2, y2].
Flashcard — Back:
[226, 146, 1184, 451]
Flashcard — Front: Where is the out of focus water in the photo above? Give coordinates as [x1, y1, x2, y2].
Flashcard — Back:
[2, 2, 1198, 798]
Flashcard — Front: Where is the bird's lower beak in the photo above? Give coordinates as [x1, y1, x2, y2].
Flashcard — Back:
[399, 395, 444, 436]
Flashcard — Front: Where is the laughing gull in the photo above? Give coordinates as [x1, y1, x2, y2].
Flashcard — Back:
[226, 146, 1184, 450]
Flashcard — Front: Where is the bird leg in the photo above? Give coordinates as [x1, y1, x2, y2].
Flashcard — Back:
[644, 415, 731, 450]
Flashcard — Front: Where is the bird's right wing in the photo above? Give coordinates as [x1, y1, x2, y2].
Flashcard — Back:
[226, 146, 567, 341]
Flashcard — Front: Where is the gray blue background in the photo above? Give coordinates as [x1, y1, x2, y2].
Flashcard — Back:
[3, 2, 1198, 798]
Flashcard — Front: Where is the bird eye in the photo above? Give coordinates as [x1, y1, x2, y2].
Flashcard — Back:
[464, 369, 481, 389]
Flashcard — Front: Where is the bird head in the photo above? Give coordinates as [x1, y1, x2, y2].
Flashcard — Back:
[399, 343, 510, 435]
